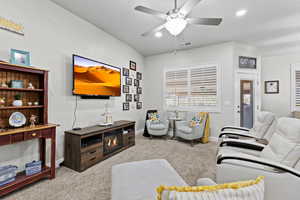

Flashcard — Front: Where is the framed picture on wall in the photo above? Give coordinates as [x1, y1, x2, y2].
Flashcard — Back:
[137, 102, 142, 109]
[239, 56, 256, 69]
[134, 94, 139, 102]
[123, 102, 130, 111]
[123, 85, 129, 93]
[265, 80, 279, 94]
[125, 77, 132, 85]
[130, 61, 136, 71]
[10, 49, 30, 66]
[123, 68, 129, 76]
[137, 72, 142, 80]
[134, 79, 139, 87]
[126, 94, 132, 102]
[137, 87, 142, 94]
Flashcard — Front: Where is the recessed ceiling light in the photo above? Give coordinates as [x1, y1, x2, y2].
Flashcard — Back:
[235, 9, 247, 17]
[155, 31, 162, 38]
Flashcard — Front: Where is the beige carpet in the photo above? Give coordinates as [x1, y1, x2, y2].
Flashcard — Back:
[4, 135, 217, 200]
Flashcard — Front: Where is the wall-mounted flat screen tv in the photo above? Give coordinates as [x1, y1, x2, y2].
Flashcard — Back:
[73, 55, 121, 96]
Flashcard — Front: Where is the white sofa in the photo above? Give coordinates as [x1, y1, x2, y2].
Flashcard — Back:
[111, 159, 187, 200]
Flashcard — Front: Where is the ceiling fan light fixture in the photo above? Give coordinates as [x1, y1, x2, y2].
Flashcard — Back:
[165, 17, 187, 36]
[155, 31, 163, 38]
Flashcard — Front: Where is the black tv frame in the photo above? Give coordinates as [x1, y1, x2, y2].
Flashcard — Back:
[72, 54, 121, 99]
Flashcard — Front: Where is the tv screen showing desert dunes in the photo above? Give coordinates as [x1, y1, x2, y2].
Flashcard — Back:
[73, 55, 121, 96]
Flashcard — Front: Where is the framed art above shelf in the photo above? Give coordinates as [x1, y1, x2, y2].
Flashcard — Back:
[0, 88, 44, 92]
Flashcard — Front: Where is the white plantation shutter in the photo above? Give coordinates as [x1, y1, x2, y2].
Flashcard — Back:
[164, 65, 220, 111]
[291, 65, 300, 111]
[165, 69, 188, 107]
[190, 66, 217, 106]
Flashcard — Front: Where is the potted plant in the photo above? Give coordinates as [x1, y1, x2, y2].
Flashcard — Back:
[13, 94, 23, 107]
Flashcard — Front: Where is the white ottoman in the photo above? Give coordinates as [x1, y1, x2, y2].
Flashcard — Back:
[111, 159, 187, 200]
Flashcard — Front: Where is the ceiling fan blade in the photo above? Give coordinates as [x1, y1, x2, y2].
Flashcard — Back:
[179, 0, 202, 16]
[135, 6, 167, 19]
[187, 18, 223, 26]
[141, 24, 165, 37]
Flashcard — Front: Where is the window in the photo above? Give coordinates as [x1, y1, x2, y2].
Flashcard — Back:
[291, 64, 300, 111]
[164, 65, 221, 112]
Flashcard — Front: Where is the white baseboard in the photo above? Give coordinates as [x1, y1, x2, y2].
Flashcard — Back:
[47, 158, 64, 169]
[209, 136, 218, 142]
[136, 129, 144, 135]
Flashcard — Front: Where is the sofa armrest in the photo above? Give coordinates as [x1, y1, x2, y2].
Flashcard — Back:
[217, 154, 300, 178]
[219, 131, 255, 139]
[221, 126, 250, 132]
[176, 121, 188, 127]
[219, 138, 265, 151]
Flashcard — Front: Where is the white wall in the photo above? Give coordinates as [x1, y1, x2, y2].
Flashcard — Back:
[0, 0, 145, 170]
[261, 52, 300, 117]
[144, 42, 236, 137]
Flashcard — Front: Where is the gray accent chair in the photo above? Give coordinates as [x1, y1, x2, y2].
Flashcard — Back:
[146, 114, 169, 139]
[175, 112, 208, 146]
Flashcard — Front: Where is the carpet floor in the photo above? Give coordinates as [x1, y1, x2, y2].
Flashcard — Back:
[3, 135, 217, 200]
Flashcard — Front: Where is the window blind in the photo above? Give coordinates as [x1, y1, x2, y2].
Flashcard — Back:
[165, 65, 219, 109]
[296, 70, 300, 107]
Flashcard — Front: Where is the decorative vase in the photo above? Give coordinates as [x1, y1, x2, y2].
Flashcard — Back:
[13, 100, 23, 107]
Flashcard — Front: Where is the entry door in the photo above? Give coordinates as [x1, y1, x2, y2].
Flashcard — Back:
[235, 74, 260, 128]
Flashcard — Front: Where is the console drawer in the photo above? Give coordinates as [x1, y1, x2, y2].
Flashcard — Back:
[24, 131, 41, 140]
[81, 154, 102, 170]
[81, 147, 103, 163]
[0, 135, 11, 146]
[11, 133, 24, 143]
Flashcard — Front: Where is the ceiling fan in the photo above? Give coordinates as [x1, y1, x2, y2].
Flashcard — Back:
[134, 0, 222, 37]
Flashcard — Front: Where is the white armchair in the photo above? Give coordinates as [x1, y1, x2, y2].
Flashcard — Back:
[146, 114, 169, 139]
[217, 117, 300, 200]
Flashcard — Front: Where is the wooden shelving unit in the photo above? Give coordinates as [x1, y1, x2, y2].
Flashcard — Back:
[0, 62, 56, 197]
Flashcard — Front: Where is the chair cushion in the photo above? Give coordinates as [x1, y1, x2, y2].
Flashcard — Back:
[157, 176, 264, 200]
[177, 126, 192, 134]
[249, 111, 276, 139]
[260, 117, 300, 167]
[150, 123, 166, 130]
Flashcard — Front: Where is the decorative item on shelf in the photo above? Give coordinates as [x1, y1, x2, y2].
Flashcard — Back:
[10, 49, 30, 66]
[123, 102, 129, 111]
[9, 112, 26, 127]
[137, 72, 142, 80]
[0, 165, 18, 187]
[134, 94, 139, 102]
[125, 77, 132, 85]
[100, 102, 113, 126]
[1, 82, 8, 88]
[122, 85, 129, 93]
[134, 79, 139, 87]
[0, 97, 5, 107]
[137, 102, 142, 109]
[27, 102, 32, 106]
[265, 80, 279, 94]
[25, 160, 41, 176]
[137, 87, 142, 94]
[10, 80, 23, 89]
[27, 82, 35, 89]
[129, 60, 136, 71]
[126, 94, 132, 102]
[123, 68, 129, 76]
[34, 101, 39, 106]
[12, 94, 22, 106]
[29, 115, 37, 128]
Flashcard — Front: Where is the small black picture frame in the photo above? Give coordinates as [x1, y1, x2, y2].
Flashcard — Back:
[239, 56, 257, 69]
[137, 102, 142, 109]
[137, 87, 142, 94]
[134, 94, 139, 102]
[137, 72, 142, 80]
[126, 94, 132, 102]
[125, 77, 132, 85]
[265, 80, 279, 94]
[130, 60, 136, 71]
[123, 102, 129, 111]
[123, 68, 129, 76]
[134, 79, 139, 87]
[123, 85, 129, 93]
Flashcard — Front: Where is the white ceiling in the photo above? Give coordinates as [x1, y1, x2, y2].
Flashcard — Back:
[51, 0, 300, 56]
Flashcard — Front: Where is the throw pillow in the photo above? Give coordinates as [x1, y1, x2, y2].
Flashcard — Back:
[148, 113, 160, 124]
[157, 176, 264, 200]
[189, 113, 203, 127]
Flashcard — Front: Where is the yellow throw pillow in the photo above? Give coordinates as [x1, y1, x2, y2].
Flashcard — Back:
[157, 176, 264, 200]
